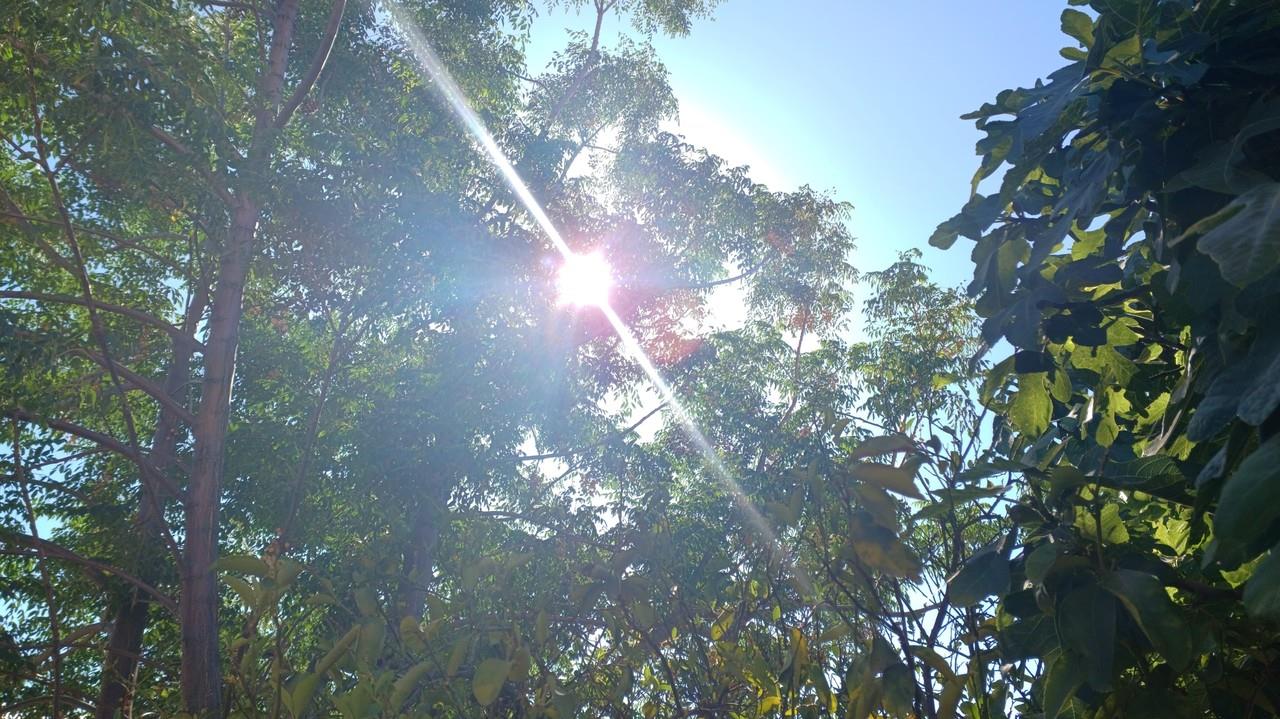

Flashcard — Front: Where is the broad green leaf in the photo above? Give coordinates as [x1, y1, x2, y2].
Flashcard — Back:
[446, 636, 469, 679]
[1213, 435, 1280, 563]
[710, 608, 735, 640]
[215, 554, 271, 577]
[1009, 372, 1051, 435]
[1101, 570, 1192, 670]
[848, 458, 924, 499]
[1178, 182, 1280, 287]
[1073, 504, 1129, 545]
[1243, 545, 1280, 622]
[1060, 9, 1095, 48]
[285, 625, 359, 717]
[1025, 542, 1061, 584]
[848, 433, 915, 460]
[1057, 584, 1116, 690]
[881, 663, 915, 717]
[948, 550, 1010, 606]
[1043, 652, 1085, 719]
[390, 660, 433, 711]
[223, 575, 259, 609]
[937, 677, 964, 719]
[910, 646, 957, 683]
[472, 658, 510, 706]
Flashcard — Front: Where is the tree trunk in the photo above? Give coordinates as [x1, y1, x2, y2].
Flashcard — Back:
[399, 482, 449, 621]
[97, 289, 206, 719]
[180, 200, 256, 716]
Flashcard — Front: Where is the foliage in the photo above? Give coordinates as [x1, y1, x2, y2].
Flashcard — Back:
[933, 1, 1280, 716]
[4, 0, 1279, 717]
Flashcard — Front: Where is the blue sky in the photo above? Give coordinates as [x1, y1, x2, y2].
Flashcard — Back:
[525, 1, 1071, 292]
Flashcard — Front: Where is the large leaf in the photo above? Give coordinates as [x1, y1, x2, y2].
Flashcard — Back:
[1043, 651, 1086, 719]
[1243, 544, 1280, 622]
[1057, 584, 1116, 690]
[848, 458, 924, 499]
[948, 549, 1011, 606]
[472, 658, 511, 707]
[1177, 182, 1280, 287]
[1213, 435, 1280, 564]
[1101, 570, 1192, 671]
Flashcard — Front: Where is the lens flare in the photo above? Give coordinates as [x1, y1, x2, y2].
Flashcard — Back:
[384, 2, 814, 597]
[557, 251, 613, 307]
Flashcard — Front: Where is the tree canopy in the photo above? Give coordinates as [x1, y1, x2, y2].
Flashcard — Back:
[2, 0, 1279, 718]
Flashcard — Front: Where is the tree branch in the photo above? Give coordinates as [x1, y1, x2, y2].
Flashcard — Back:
[0, 290, 203, 351]
[274, 0, 346, 128]
[0, 534, 179, 617]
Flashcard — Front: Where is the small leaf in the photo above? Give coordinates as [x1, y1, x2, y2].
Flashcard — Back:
[472, 658, 510, 706]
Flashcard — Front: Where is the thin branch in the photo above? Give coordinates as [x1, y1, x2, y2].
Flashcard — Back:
[12, 421, 63, 718]
[4, 409, 183, 501]
[0, 290, 203, 351]
[75, 349, 198, 425]
[0, 536, 178, 617]
[514, 402, 668, 463]
[664, 250, 776, 292]
[0, 183, 76, 273]
[274, 0, 347, 128]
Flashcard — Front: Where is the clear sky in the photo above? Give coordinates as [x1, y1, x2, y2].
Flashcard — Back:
[525, 0, 1071, 293]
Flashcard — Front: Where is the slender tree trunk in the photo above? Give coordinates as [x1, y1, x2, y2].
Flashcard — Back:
[180, 200, 256, 716]
[97, 287, 206, 719]
[399, 481, 449, 620]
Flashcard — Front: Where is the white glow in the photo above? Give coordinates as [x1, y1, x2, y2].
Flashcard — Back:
[557, 252, 613, 307]
[384, 3, 815, 599]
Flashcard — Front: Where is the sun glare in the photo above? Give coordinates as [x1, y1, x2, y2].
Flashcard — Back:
[557, 251, 613, 307]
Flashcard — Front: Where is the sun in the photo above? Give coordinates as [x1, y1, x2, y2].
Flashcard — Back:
[557, 251, 614, 308]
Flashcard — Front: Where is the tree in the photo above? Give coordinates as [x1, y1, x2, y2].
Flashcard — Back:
[933, 1, 1280, 716]
[1, 0, 857, 716]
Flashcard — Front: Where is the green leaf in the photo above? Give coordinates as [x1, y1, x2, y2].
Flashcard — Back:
[937, 677, 964, 719]
[472, 658, 510, 706]
[223, 575, 259, 609]
[1056, 584, 1116, 690]
[1073, 504, 1130, 545]
[1060, 9, 1095, 48]
[390, 660, 433, 711]
[215, 554, 271, 577]
[1243, 545, 1280, 622]
[710, 608, 735, 641]
[285, 625, 359, 717]
[1213, 435, 1280, 563]
[881, 663, 915, 717]
[1009, 372, 1052, 435]
[848, 433, 915, 460]
[1101, 570, 1192, 670]
[1025, 542, 1061, 584]
[848, 458, 923, 499]
[1043, 652, 1085, 719]
[948, 550, 1010, 606]
[1177, 182, 1280, 287]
